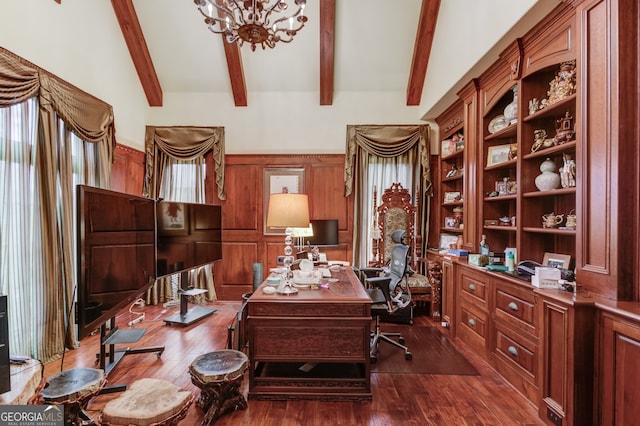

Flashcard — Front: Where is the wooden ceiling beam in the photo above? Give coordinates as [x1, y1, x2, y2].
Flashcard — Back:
[111, 0, 163, 106]
[406, 0, 441, 106]
[218, 10, 247, 107]
[319, 0, 336, 106]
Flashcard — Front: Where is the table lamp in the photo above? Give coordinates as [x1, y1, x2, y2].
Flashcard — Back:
[266, 192, 310, 295]
[291, 224, 314, 252]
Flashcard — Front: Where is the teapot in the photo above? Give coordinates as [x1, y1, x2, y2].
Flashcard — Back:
[498, 216, 512, 226]
[542, 213, 564, 228]
[565, 210, 577, 230]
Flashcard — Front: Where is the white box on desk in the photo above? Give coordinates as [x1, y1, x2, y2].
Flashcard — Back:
[531, 267, 561, 289]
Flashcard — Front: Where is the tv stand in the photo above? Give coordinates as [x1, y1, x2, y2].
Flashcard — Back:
[97, 317, 164, 377]
[163, 288, 216, 326]
[163, 270, 216, 326]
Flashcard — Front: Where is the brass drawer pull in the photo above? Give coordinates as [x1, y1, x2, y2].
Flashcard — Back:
[468, 318, 476, 327]
[508, 302, 519, 311]
[468, 283, 476, 292]
[508, 346, 518, 356]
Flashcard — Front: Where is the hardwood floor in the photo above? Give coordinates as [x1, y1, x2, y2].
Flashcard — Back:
[43, 301, 543, 425]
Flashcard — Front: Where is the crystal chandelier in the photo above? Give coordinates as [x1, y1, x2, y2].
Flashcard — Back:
[194, 0, 308, 51]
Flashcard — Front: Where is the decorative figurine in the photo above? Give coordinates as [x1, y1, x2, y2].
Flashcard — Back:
[559, 153, 576, 188]
[531, 129, 556, 152]
[446, 163, 458, 178]
[540, 60, 577, 109]
[554, 111, 576, 144]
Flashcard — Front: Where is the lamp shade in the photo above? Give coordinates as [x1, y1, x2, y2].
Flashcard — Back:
[291, 224, 314, 238]
[266, 193, 310, 228]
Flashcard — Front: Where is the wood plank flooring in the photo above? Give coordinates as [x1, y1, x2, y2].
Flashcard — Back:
[43, 301, 543, 425]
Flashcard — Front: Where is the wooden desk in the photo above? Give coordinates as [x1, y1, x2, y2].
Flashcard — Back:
[247, 267, 372, 401]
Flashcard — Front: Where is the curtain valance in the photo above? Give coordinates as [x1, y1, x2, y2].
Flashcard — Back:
[143, 126, 226, 200]
[0, 47, 116, 154]
[344, 124, 431, 197]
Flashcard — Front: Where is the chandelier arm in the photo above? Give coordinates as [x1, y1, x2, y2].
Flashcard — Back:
[197, 0, 235, 23]
[268, 5, 305, 29]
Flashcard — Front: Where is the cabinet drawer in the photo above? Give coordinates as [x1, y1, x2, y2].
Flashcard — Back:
[495, 289, 536, 328]
[459, 306, 487, 341]
[459, 268, 489, 305]
[495, 328, 536, 377]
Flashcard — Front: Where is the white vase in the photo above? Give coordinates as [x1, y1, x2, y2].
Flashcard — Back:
[504, 85, 518, 124]
[535, 158, 561, 191]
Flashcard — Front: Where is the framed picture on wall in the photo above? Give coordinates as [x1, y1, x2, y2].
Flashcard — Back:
[264, 168, 305, 235]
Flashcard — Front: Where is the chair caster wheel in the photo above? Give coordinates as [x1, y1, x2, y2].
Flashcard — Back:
[370, 356, 377, 364]
[405, 352, 412, 360]
[399, 337, 405, 344]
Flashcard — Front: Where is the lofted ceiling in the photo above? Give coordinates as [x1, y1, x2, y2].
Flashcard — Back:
[108, 0, 440, 108]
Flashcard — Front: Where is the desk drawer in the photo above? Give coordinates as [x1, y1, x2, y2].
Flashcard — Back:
[495, 289, 535, 328]
[457, 304, 489, 355]
[459, 307, 487, 340]
[250, 302, 369, 317]
[495, 327, 536, 377]
[251, 322, 369, 361]
[458, 267, 489, 307]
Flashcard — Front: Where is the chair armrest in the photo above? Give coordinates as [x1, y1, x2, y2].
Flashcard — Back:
[359, 267, 385, 278]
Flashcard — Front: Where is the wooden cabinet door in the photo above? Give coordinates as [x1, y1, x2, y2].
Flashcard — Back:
[538, 293, 594, 426]
[600, 313, 640, 425]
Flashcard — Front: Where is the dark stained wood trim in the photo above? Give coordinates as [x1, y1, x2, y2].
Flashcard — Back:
[319, 0, 336, 106]
[217, 8, 248, 107]
[111, 0, 163, 106]
[406, 0, 441, 106]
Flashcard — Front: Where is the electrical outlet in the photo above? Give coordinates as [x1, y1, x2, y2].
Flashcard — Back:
[547, 407, 562, 426]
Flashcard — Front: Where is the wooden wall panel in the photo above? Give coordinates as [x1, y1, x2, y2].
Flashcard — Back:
[221, 164, 260, 231]
[111, 144, 145, 195]
[220, 154, 352, 300]
[218, 242, 259, 300]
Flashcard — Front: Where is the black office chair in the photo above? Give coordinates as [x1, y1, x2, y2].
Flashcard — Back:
[360, 229, 413, 362]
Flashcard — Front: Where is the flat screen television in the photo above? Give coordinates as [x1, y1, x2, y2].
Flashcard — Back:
[155, 201, 222, 277]
[76, 187, 225, 339]
[306, 219, 339, 246]
[76, 185, 156, 340]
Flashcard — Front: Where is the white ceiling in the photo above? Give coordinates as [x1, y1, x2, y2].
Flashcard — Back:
[133, 0, 421, 95]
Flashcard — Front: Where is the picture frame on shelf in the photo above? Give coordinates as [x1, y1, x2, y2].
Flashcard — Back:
[542, 252, 571, 269]
[441, 139, 456, 157]
[443, 191, 461, 203]
[487, 143, 513, 167]
[444, 217, 460, 229]
[439, 233, 458, 250]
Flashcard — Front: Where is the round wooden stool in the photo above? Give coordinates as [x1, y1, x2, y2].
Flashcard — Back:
[101, 378, 194, 426]
[40, 367, 106, 425]
[189, 349, 248, 425]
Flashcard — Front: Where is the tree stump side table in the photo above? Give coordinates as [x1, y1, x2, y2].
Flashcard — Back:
[39, 367, 106, 425]
[189, 349, 248, 425]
